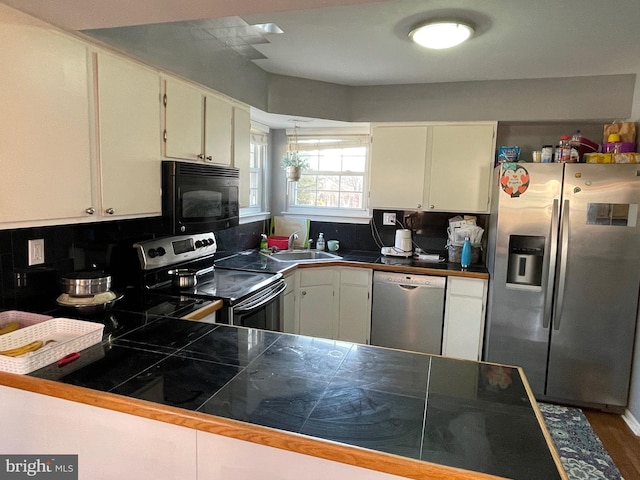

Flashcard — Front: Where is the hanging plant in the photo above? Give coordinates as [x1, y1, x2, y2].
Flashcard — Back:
[281, 151, 309, 182]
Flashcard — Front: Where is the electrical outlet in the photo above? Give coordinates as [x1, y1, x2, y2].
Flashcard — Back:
[28, 239, 45, 266]
[383, 212, 396, 225]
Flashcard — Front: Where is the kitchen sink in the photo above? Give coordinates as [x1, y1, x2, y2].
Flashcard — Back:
[263, 250, 342, 263]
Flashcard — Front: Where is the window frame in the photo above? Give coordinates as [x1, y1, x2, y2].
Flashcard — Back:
[284, 127, 371, 221]
[240, 122, 270, 222]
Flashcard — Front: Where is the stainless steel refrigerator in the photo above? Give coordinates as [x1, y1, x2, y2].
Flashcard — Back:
[485, 163, 640, 412]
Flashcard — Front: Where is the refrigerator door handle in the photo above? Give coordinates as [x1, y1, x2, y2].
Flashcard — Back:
[543, 198, 560, 328]
[553, 199, 570, 330]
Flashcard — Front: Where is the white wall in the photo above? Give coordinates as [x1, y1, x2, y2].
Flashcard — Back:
[266, 74, 636, 124]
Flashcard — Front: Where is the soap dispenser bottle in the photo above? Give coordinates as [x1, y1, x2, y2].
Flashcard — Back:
[316, 233, 325, 251]
[260, 234, 268, 252]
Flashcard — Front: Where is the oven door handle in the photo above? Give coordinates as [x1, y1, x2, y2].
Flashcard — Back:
[233, 281, 286, 313]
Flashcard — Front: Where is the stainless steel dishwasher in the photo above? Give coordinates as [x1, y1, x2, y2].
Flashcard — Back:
[370, 271, 446, 354]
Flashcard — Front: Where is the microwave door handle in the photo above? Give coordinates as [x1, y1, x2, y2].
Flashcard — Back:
[553, 199, 570, 330]
[234, 282, 286, 313]
[543, 198, 560, 328]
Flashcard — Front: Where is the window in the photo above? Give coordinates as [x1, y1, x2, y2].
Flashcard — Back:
[245, 127, 268, 215]
[286, 130, 369, 218]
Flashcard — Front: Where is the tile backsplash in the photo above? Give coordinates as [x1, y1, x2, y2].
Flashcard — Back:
[309, 210, 488, 260]
[0, 217, 265, 311]
[0, 210, 487, 310]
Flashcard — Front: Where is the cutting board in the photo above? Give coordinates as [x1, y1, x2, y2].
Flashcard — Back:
[270, 216, 310, 248]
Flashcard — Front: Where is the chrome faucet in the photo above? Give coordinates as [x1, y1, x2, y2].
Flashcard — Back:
[288, 232, 299, 250]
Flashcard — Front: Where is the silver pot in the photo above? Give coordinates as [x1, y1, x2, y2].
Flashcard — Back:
[167, 266, 214, 289]
[61, 272, 111, 296]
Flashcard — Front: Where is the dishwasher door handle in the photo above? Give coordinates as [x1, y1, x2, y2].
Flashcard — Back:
[398, 284, 419, 291]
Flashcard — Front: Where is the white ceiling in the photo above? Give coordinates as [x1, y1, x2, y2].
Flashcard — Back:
[5, 0, 640, 127]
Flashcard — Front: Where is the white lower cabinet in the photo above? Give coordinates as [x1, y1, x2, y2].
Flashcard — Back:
[2, 385, 404, 480]
[196, 429, 405, 480]
[282, 271, 298, 334]
[298, 267, 337, 339]
[291, 266, 487, 355]
[0, 386, 197, 480]
[338, 268, 372, 344]
[442, 277, 488, 361]
[293, 266, 372, 344]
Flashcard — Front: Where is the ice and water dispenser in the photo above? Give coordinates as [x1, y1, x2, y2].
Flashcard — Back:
[506, 235, 545, 288]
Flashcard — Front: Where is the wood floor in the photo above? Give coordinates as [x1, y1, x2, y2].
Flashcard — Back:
[583, 409, 640, 479]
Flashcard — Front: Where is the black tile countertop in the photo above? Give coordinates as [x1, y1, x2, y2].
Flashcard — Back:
[214, 249, 489, 277]
[28, 313, 560, 480]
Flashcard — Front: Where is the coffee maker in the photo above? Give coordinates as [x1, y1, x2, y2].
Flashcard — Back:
[381, 229, 413, 257]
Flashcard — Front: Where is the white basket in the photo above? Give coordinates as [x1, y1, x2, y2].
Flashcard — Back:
[0, 318, 104, 374]
[0, 310, 52, 330]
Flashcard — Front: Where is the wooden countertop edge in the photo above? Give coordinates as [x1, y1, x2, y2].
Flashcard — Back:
[293, 260, 490, 280]
[517, 366, 569, 480]
[0, 371, 505, 480]
[180, 299, 224, 321]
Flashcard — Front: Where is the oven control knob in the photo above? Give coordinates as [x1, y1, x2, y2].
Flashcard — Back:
[148, 247, 166, 258]
[195, 240, 204, 248]
[206, 238, 215, 246]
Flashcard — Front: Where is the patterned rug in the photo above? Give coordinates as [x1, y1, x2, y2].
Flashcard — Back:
[538, 402, 623, 480]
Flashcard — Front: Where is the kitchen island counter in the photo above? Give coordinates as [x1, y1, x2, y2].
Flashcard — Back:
[0, 313, 564, 480]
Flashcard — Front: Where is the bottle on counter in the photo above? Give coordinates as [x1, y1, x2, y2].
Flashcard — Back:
[316, 233, 325, 251]
[461, 237, 472, 268]
[260, 234, 268, 252]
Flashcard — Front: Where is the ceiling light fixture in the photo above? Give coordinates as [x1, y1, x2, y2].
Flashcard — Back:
[409, 20, 474, 50]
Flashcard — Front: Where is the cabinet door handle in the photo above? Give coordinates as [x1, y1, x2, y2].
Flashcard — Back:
[85, 207, 95, 215]
[417, 203, 422, 208]
[206, 156, 212, 161]
[197, 154, 205, 160]
[105, 208, 115, 215]
[429, 205, 435, 209]
[301, 290, 307, 296]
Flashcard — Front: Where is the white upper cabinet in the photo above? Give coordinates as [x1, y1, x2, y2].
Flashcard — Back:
[0, 10, 93, 225]
[95, 52, 162, 218]
[369, 122, 496, 213]
[369, 125, 428, 210]
[204, 93, 233, 166]
[425, 124, 496, 213]
[163, 77, 233, 166]
[163, 78, 204, 162]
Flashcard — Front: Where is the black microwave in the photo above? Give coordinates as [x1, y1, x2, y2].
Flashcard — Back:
[162, 160, 239, 235]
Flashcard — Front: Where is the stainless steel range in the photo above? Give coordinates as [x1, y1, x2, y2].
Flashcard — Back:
[133, 233, 284, 331]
